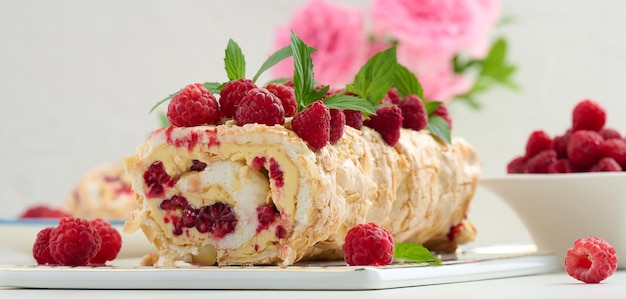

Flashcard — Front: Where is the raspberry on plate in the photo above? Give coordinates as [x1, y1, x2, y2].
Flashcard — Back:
[32, 227, 56, 265]
[342, 222, 394, 266]
[565, 237, 618, 283]
[235, 87, 285, 126]
[572, 99, 606, 132]
[20, 204, 70, 219]
[219, 78, 257, 118]
[89, 218, 122, 264]
[167, 83, 220, 127]
[364, 105, 404, 146]
[49, 217, 102, 266]
[292, 100, 330, 150]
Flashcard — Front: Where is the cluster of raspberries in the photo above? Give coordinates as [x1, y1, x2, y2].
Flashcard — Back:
[508, 99, 626, 173]
[32, 217, 122, 266]
[167, 81, 452, 150]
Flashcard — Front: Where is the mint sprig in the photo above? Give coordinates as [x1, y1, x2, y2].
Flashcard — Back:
[393, 242, 442, 266]
[346, 47, 397, 105]
[149, 39, 298, 114]
[394, 63, 423, 100]
[426, 115, 452, 144]
[290, 30, 319, 109]
[224, 39, 246, 81]
[289, 30, 375, 114]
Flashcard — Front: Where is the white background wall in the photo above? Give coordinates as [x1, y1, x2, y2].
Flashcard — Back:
[1, 0, 625, 246]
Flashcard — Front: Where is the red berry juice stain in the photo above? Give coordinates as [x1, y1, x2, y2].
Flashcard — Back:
[269, 158, 284, 188]
[275, 225, 287, 239]
[143, 161, 175, 198]
[252, 156, 266, 170]
[255, 205, 278, 233]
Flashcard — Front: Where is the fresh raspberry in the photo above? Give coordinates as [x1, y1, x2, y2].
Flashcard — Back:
[601, 138, 626, 168]
[292, 100, 331, 150]
[342, 222, 394, 266]
[565, 237, 618, 283]
[547, 159, 576, 173]
[572, 99, 606, 131]
[590, 157, 622, 172]
[553, 130, 573, 159]
[567, 130, 604, 170]
[329, 109, 346, 144]
[49, 217, 102, 266]
[525, 130, 553, 159]
[380, 87, 402, 105]
[506, 156, 526, 174]
[235, 87, 285, 126]
[20, 205, 70, 218]
[265, 83, 297, 117]
[167, 83, 220, 127]
[344, 110, 364, 130]
[599, 128, 622, 140]
[431, 103, 453, 129]
[32, 227, 56, 265]
[399, 94, 428, 131]
[219, 78, 257, 118]
[89, 219, 122, 264]
[364, 105, 404, 146]
[524, 149, 557, 173]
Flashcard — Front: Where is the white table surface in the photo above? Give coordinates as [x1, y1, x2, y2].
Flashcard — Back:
[1, 245, 624, 299]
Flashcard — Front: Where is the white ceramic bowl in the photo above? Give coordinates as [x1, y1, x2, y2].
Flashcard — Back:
[0, 219, 154, 262]
[480, 172, 626, 269]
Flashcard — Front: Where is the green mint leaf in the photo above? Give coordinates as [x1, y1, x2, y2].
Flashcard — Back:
[265, 77, 293, 85]
[158, 111, 170, 128]
[394, 63, 423, 99]
[349, 47, 397, 104]
[425, 101, 442, 115]
[202, 82, 222, 94]
[393, 243, 442, 266]
[252, 45, 291, 83]
[426, 115, 452, 144]
[324, 94, 376, 115]
[224, 39, 246, 81]
[148, 88, 182, 114]
[290, 30, 316, 110]
[305, 85, 329, 107]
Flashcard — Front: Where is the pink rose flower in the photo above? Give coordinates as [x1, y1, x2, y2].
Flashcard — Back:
[369, 0, 500, 101]
[270, 0, 369, 86]
[370, 0, 500, 62]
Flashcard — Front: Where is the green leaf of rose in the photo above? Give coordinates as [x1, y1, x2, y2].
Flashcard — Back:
[394, 63, 424, 99]
[347, 47, 397, 105]
[393, 243, 442, 266]
[426, 115, 452, 144]
[224, 39, 246, 81]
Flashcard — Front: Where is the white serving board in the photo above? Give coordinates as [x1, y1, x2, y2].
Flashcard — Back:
[0, 246, 560, 290]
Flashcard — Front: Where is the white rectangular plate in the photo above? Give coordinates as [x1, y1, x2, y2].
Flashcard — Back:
[0, 245, 560, 290]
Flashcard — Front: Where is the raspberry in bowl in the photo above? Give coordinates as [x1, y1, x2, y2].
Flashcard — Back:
[480, 99, 626, 269]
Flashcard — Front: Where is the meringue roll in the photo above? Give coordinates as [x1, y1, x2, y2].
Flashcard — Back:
[123, 121, 481, 266]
